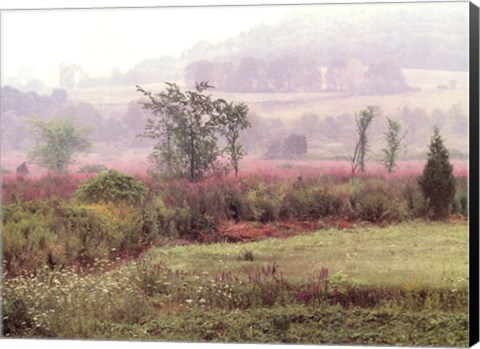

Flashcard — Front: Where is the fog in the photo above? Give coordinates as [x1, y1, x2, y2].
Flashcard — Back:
[0, 1, 470, 175]
[1, 6, 294, 86]
[2, 2, 468, 87]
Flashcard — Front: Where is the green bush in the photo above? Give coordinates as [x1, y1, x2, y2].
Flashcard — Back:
[2, 199, 145, 275]
[58, 202, 144, 265]
[452, 177, 467, 217]
[74, 169, 146, 205]
[402, 179, 428, 218]
[349, 178, 408, 222]
[2, 201, 60, 276]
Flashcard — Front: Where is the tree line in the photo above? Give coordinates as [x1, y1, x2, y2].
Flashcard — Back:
[24, 82, 457, 219]
[185, 55, 409, 95]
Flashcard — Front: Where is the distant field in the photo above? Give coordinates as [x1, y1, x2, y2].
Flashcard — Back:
[68, 69, 469, 121]
[65, 69, 470, 159]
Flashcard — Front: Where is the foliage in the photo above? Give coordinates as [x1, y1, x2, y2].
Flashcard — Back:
[418, 127, 456, 219]
[350, 106, 376, 174]
[325, 57, 364, 92]
[186, 55, 322, 93]
[349, 177, 408, 222]
[282, 134, 308, 159]
[217, 101, 251, 176]
[137, 82, 250, 181]
[27, 117, 92, 173]
[182, 5, 467, 75]
[2, 227, 468, 345]
[2, 200, 59, 275]
[1, 174, 91, 203]
[263, 140, 284, 160]
[264, 134, 307, 160]
[362, 57, 409, 94]
[2, 198, 146, 276]
[382, 117, 406, 173]
[452, 177, 468, 217]
[74, 169, 146, 205]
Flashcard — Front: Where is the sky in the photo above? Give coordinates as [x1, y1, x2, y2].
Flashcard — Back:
[0, 0, 471, 88]
[1, 4, 297, 86]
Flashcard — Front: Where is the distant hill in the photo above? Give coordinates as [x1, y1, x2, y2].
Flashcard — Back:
[62, 3, 468, 90]
[181, 3, 468, 71]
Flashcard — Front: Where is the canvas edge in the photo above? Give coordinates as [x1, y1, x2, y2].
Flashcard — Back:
[469, 1, 480, 347]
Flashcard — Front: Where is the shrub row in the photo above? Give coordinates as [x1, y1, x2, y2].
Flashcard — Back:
[2, 171, 468, 275]
[142, 174, 468, 239]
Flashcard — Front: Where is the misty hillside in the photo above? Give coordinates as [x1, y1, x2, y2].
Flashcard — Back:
[182, 4, 468, 70]
[61, 3, 468, 90]
[1, 3, 470, 167]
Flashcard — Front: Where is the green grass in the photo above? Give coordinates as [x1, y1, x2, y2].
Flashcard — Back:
[144, 221, 468, 288]
[3, 221, 469, 345]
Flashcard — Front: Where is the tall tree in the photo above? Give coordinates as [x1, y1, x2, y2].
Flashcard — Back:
[350, 106, 376, 175]
[382, 117, 406, 173]
[138, 82, 250, 181]
[418, 127, 456, 219]
[28, 117, 92, 173]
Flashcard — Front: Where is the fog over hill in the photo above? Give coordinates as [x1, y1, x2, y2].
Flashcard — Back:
[182, 3, 468, 70]
[69, 3, 469, 90]
[0, 2, 470, 168]
[1, 2, 468, 91]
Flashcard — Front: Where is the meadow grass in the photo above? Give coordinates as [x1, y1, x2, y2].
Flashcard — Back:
[145, 220, 468, 288]
[3, 220, 468, 345]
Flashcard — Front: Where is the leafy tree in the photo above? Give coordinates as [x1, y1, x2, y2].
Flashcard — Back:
[350, 106, 376, 175]
[362, 57, 408, 94]
[325, 57, 364, 92]
[217, 101, 251, 176]
[283, 134, 307, 159]
[28, 117, 92, 173]
[138, 82, 250, 181]
[267, 55, 298, 91]
[263, 134, 307, 160]
[263, 140, 283, 160]
[75, 169, 146, 205]
[236, 57, 269, 92]
[382, 117, 406, 173]
[418, 127, 456, 219]
[291, 56, 322, 92]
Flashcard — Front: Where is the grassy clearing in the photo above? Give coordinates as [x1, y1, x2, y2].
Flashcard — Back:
[145, 221, 468, 288]
[3, 221, 468, 345]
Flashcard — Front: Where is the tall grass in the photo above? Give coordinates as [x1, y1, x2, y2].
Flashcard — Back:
[2, 223, 468, 346]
